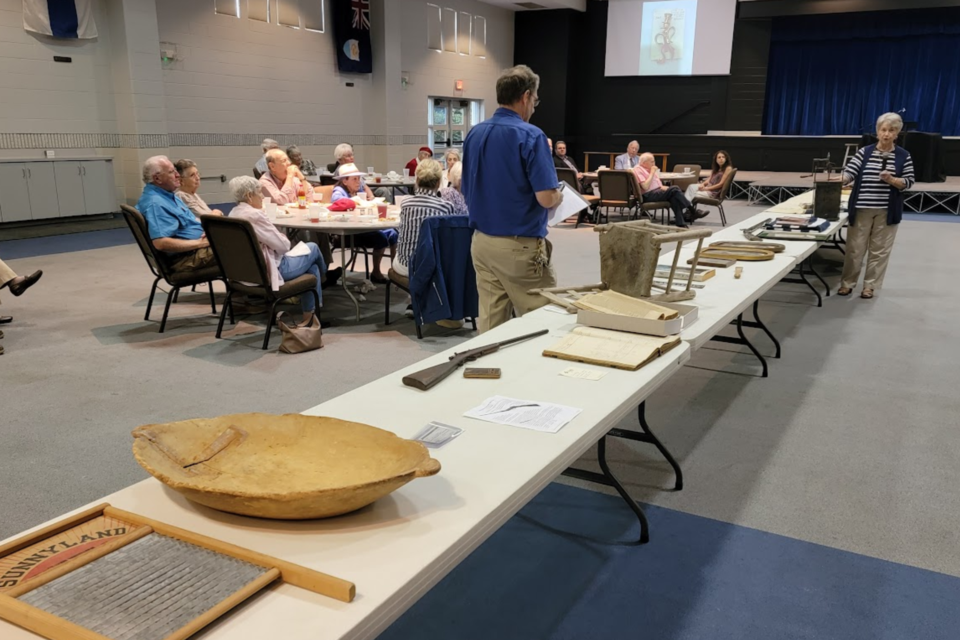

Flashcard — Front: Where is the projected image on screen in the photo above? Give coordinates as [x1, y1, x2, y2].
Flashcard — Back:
[640, 1, 697, 75]
[604, 0, 736, 77]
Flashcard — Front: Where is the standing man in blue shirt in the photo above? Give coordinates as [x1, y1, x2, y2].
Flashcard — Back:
[462, 65, 562, 333]
[137, 156, 217, 273]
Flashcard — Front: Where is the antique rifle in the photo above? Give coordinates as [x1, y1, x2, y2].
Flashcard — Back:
[402, 329, 549, 391]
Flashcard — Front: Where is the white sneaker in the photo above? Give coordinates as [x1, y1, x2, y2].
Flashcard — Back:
[404, 304, 414, 318]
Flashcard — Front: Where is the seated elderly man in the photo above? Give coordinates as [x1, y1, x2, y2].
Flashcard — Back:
[615, 140, 641, 170]
[254, 138, 280, 178]
[329, 143, 393, 202]
[259, 149, 314, 205]
[633, 152, 694, 228]
[137, 155, 216, 272]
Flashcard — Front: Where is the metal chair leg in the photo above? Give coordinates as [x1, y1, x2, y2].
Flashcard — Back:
[173, 288, 180, 304]
[159, 287, 178, 333]
[207, 282, 217, 314]
[720, 203, 727, 226]
[216, 292, 232, 338]
[262, 300, 281, 350]
[145, 277, 161, 321]
[385, 282, 392, 325]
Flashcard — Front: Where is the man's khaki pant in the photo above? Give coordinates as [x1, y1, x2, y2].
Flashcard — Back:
[0, 258, 16, 287]
[0, 258, 17, 305]
[169, 246, 216, 273]
[471, 231, 557, 333]
[841, 208, 899, 290]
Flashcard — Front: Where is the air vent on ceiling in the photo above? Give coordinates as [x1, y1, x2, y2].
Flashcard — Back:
[515, 2, 547, 9]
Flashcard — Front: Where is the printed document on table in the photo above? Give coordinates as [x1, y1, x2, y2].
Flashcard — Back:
[464, 396, 582, 433]
[547, 183, 589, 227]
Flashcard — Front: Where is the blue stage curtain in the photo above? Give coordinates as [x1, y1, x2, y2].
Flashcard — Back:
[762, 9, 960, 136]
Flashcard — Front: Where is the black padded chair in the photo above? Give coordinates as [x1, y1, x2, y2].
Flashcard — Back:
[120, 204, 221, 333]
[201, 214, 321, 350]
[594, 170, 640, 226]
[692, 168, 737, 226]
[253, 165, 263, 179]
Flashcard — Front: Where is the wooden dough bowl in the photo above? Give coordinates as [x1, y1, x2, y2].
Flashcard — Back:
[132, 413, 441, 519]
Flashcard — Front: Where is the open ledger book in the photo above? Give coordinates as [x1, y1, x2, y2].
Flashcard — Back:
[543, 326, 681, 371]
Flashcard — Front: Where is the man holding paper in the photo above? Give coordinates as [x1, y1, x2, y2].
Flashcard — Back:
[462, 65, 562, 333]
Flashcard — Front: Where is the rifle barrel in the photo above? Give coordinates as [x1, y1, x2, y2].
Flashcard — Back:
[402, 328, 550, 391]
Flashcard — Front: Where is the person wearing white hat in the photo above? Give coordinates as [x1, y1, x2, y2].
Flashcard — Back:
[331, 163, 398, 284]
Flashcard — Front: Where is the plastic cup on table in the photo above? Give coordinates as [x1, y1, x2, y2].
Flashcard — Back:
[403, 167, 410, 178]
[308, 203, 322, 223]
[367, 166, 375, 175]
[377, 204, 387, 219]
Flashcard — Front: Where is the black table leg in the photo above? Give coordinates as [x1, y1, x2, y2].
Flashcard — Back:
[779, 260, 823, 307]
[807, 260, 831, 297]
[562, 436, 650, 544]
[709, 312, 770, 377]
[607, 402, 683, 491]
[740, 299, 781, 358]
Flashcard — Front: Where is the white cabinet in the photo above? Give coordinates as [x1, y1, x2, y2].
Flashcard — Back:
[25, 163, 60, 219]
[79, 161, 116, 215]
[54, 162, 86, 217]
[0, 158, 117, 223]
[0, 164, 33, 223]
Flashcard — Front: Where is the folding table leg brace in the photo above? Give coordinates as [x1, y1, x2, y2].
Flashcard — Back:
[708, 300, 780, 378]
[779, 258, 825, 307]
[562, 402, 683, 545]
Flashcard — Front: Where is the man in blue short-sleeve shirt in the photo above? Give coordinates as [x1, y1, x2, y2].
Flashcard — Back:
[462, 65, 562, 333]
[136, 156, 216, 273]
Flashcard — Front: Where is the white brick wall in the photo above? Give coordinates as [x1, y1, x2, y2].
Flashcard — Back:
[0, 0, 515, 207]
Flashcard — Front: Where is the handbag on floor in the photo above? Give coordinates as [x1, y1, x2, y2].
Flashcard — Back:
[276, 312, 323, 354]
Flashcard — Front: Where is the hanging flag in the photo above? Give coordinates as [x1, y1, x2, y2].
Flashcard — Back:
[23, 0, 98, 39]
[332, 0, 372, 74]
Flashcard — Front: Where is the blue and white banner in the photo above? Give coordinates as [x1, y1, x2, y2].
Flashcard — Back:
[23, 0, 98, 40]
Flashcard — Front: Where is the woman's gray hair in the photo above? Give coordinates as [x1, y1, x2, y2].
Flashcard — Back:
[174, 158, 197, 176]
[444, 149, 460, 164]
[448, 162, 463, 189]
[876, 112, 904, 132]
[415, 158, 443, 190]
[229, 175, 263, 203]
[334, 143, 354, 161]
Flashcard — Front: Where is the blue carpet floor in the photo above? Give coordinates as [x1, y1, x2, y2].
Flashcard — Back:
[378, 483, 960, 640]
[0, 228, 133, 260]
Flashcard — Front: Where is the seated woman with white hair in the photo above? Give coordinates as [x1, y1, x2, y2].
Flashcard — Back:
[439, 162, 468, 216]
[227, 176, 337, 328]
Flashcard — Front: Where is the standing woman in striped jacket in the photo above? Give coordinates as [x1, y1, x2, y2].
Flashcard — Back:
[839, 113, 915, 299]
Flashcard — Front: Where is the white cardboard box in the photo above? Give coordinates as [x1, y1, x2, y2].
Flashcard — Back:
[577, 302, 698, 337]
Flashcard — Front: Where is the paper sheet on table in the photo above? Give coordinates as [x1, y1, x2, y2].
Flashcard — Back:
[559, 367, 606, 381]
[464, 395, 581, 434]
[285, 241, 312, 257]
[547, 183, 589, 227]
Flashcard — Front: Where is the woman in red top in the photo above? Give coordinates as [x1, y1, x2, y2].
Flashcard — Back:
[405, 147, 433, 176]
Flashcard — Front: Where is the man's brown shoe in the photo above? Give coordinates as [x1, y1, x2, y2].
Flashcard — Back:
[8, 270, 42, 296]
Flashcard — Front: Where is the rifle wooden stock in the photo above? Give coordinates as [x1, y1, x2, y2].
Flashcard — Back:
[402, 329, 549, 391]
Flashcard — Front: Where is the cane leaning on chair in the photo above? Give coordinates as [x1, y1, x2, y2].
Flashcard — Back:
[838, 112, 915, 300]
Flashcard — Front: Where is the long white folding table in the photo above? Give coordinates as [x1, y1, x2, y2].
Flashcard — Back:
[1, 310, 689, 640]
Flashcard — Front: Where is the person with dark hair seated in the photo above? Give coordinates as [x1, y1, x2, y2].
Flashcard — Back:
[684, 150, 733, 220]
[331, 163, 399, 284]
